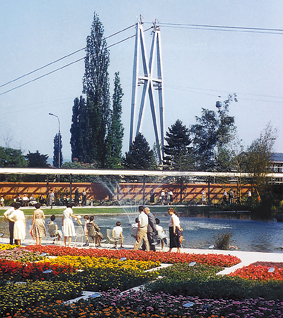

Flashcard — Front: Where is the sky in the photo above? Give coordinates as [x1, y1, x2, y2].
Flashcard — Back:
[0, 0, 283, 163]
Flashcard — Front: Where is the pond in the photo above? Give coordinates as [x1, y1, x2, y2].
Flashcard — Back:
[1, 211, 282, 252]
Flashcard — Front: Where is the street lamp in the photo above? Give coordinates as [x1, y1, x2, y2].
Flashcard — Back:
[49, 112, 61, 168]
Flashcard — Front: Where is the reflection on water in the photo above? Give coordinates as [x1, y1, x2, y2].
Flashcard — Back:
[0, 211, 282, 252]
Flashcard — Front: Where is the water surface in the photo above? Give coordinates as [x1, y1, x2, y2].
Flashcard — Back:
[1, 212, 282, 252]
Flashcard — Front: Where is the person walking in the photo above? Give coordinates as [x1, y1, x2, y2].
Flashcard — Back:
[202, 190, 206, 205]
[62, 203, 79, 246]
[4, 202, 16, 245]
[82, 189, 87, 206]
[31, 203, 46, 245]
[48, 190, 55, 206]
[74, 188, 80, 206]
[223, 190, 227, 204]
[133, 206, 149, 251]
[143, 207, 157, 251]
[168, 207, 182, 253]
[7, 203, 26, 246]
[229, 189, 234, 205]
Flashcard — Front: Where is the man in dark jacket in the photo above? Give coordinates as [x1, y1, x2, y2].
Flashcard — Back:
[143, 207, 157, 251]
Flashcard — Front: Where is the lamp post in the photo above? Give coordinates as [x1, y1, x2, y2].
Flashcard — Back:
[49, 112, 61, 168]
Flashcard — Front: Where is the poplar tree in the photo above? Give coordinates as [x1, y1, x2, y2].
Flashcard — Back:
[53, 133, 63, 168]
[70, 13, 124, 168]
[105, 72, 124, 168]
[82, 12, 111, 168]
[70, 96, 91, 162]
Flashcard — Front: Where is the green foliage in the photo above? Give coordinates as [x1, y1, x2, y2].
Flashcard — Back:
[123, 133, 156, 170]
[190, 94, 237, 171]
[147, 266, 283, 301]
[70, 96, 90, 163]
[24, 150, 49, 181]
[245, 123, 277, 199]
[25, 150, 49, 168]
[213, 231, 232, 250]
[53, 132, 63, 168]
[71, 14, 124, 168]
[60, 161, 97, 182]
[157, 262, 222, 279]
[0, 146, 27, 181]
[68, 266, 158, 292]
[0, 281, 82, 316]
[105, 72, 124, 169]
[82, 12, 111, 168]
[163, 119, 193, 170]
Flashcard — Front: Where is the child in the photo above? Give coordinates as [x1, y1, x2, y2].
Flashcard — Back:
[87, 216, 103, 247]
[131, 217, 139, 239]
[47, 215, 62, 243]
[155, 218, 167, 250]
[83, 215, 89, 246]
[112, 221, 124, 249]
[0, 196, 4, 208]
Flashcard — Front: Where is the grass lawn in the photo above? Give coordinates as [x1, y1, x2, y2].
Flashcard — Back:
[0, 205, 187, 216]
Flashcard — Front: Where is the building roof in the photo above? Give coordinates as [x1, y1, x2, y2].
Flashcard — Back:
[272, 153, 283, 162]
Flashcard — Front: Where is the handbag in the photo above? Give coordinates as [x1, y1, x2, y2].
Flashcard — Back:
[179, 235, 184, 244]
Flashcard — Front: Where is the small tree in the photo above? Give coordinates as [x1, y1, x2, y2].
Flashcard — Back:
[246, 123, 277, 199]
[123, 133, 155, 170]
[26, 151, 49, 168]
[53, 133, 63, 168]
[190, 94, 237, 171]
[0, 146, 27, 181]
[163, 119, 193, 170]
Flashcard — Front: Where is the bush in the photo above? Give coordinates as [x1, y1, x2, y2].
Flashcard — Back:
[213, 231, 232, 250]
[147, 273, 283, 301]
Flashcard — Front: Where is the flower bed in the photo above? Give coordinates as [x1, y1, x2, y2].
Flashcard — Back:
[229, 264, 283, 281]
[0, 247, 43, 262]
[6, 290, 283, 318]
[47, 255, 160, 271]
[23, 245, 241, 267]
[147, 262, 283, 301]
[0, 245, 282, 317]
[0, 259, 74, 282]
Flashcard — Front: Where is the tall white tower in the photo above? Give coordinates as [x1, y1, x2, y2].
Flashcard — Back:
[129, 19, 165, 163]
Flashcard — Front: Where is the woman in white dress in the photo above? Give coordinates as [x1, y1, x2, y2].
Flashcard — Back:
[8, 203, 26, 246]
[62, 203, 79, 246]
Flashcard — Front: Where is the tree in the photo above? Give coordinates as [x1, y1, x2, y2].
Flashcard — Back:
[82, 12, 111, 168]
[0, 146, 27, 181]
[163, 119, 193, 170]
[70, 96, 90, 162]
[70, 13, 124, 168]
[190, 94, 237, 171]
[0, 147, 27, 168]
[123, 133, 155, 170]
[245, 123, 277, 199]
[26, 151, 49, 168]
[105, 72, 124, 168]
[53, 132, 63, 168]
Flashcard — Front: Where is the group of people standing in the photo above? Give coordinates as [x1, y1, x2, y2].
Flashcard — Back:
[133, 206, 182, 253]
[159, 190, 173, 205]
[3, 202, 83, 247]
[3, 202, 183, 252]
